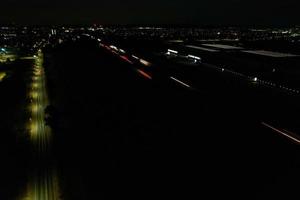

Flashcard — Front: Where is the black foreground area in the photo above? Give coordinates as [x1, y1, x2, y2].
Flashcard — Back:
[38, 39, 300, 199]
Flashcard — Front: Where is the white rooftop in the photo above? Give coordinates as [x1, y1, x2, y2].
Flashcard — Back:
[186, 45, 219, 52]
[202, 44, 244, 50]
[242, 50, 300, 58]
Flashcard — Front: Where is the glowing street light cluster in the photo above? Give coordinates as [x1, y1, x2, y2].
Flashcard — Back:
[29, 91, 38, 99]
[0, 71, 7, 81]
[22, 50, 62, 200]
[27, 54, 44, 139]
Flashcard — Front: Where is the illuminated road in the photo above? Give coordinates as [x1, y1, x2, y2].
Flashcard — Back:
[20, 51, 61, 200]
[0, 71, 6, 81]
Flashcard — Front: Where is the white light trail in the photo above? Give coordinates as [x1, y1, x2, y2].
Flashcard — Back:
[261, 122, 300, 144]
[170, 76, 191, 88]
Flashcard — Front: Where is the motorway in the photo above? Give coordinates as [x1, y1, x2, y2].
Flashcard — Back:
[95, 37, 300, 145]
[20, 50, 61, 200]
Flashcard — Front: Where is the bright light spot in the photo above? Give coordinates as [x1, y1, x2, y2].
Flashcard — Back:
[132, 55, 140, 60]
[139, 59, 152, 66]
[167, 49, 178, 54]
[29, 121, 38, 135]
[31, 104, 39, 113]
[187, 54, 201, 60]
[253, 77, 258, 82]
[0, 72, 7, 81]
[119, 49, 126, 54]
[110, 45, 118, 51]
[170, 76, 191, 88]
[30, 91, 38, 99]
[32, 76, 39, 81]
[34, 70, 41, 76]
[137, 69, 152, 79]
[32, 83, 39, 89]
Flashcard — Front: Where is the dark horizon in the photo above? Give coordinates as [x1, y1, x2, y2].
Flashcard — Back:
[0, 23, 299, 29]
[0, 0, 299, 26]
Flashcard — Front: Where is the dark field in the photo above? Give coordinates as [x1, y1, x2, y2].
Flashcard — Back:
[1, 37, 300, 199]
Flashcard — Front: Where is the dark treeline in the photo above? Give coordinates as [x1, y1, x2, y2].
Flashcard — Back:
[0, 60, 31, 199]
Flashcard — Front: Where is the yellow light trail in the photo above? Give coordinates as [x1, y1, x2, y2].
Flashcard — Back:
[21, 51, 62, 200]
[19, 169, 61, 200]
[0, 71, 6, 81]
[29, 121, 38, 137]
[29, 91, 38, 99]
[32, 82, 40, 89]
[31, 104, 39, 113]
[32, 76, 39, 81]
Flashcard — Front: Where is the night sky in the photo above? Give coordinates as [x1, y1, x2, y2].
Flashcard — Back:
[0, 0, 299, 26]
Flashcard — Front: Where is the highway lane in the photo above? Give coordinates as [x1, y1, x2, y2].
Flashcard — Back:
[101, 39, 300, 94]
[96, 38, 300, 140]
[262, 122, 300, 145]
[20, 51, 61, 200]
[35, 38, 300, 198]
[29, 52, 50, 154]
